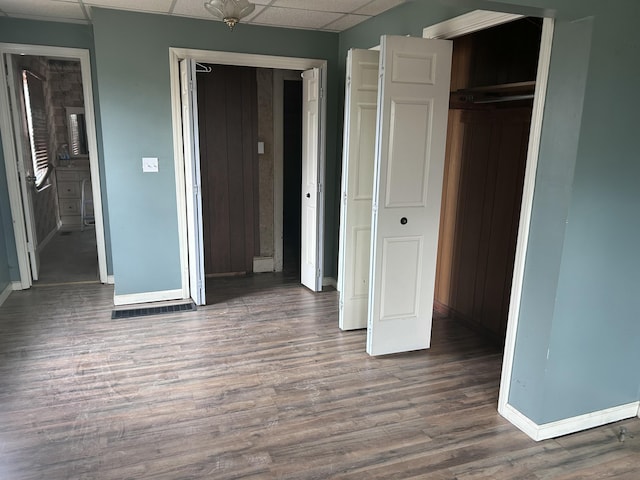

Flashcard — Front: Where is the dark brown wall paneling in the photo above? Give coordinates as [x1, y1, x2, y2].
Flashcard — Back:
[198, 65, 258, 275]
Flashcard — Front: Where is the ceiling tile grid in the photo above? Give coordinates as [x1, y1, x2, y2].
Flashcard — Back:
[0, 0, 407, 32]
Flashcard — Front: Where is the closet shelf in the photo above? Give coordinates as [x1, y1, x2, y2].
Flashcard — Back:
[451, 81, 536, 104]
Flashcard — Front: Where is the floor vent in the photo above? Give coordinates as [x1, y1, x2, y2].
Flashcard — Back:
[112, 302, 196, 319]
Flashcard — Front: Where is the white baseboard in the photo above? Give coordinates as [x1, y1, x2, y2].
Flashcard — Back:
[501, 401, 640, 441]
[107, 275, 115, 285]
[0, 282, 13, 307]
[113, 288, 183, 306]
[253, 256, 274, 273]
[322, 276, 337, 289]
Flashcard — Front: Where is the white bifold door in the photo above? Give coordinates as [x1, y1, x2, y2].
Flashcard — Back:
[338, 49, 379, 330]
[6, 57, 42, 281]
[179, 59, 206, 306]
[338, 35, 452, 356]
[301, 68, 324, 292]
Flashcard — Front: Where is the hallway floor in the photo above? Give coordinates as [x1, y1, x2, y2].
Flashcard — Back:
[36, 227, 98, 285]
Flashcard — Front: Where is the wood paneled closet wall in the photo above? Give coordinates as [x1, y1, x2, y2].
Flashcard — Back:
[434, 19, 542, 344]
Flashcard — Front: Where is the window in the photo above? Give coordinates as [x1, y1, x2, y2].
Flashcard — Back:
[66, 106, 88, 157]
[22, 70, 51, 189]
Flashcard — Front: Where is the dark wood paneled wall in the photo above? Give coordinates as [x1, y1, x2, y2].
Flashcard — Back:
[435, 106, 531, 342]
[197, 65, 259, 275]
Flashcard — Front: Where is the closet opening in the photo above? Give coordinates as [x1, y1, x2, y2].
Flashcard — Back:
[434, 18, 543, 346]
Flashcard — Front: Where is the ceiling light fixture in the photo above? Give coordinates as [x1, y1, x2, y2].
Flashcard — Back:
[204, 0, 255, 30]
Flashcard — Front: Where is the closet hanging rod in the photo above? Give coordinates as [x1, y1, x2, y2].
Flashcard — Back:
[472, 94, 535, 104]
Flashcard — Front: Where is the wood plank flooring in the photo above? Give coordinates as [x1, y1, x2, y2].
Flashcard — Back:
[0, 275, 638, 479]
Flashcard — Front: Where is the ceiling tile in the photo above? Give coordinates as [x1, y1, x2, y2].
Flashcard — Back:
[0, 0, 86, 20]
[321, 13, 370, 31]
[272, 0, 371, 14]
[0, 0, 407, 31]
[355, 0, 405, 16]
[83, 0, 174, 14]
[250, 6, 342, 29]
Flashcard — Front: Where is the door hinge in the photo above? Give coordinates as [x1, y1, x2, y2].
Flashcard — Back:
[26, 241, 35, 255]
[320, 87, 324, 100]
[316, 268, 321, 279]
[189, 80, 194, 92]
[318, 183, 323, 194]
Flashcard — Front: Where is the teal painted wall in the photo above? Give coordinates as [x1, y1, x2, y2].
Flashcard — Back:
[0, 17, 113, 278]
[92, 8, 339, 295]
[338, 0, 640, 425]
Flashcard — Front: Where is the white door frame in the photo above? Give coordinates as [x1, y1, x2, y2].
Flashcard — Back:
[0, 43, 109, 288]
[169, 48, 327, 299]
[422, 11, 554, 429]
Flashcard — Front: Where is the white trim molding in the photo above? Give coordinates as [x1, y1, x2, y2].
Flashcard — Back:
[498, 17, 555, 416]
[253, 256, 274, 273]
[502, 402, 640, 442]
[107, 275, 115, 285]
[113, 288, 184, 306]
[422, 10, 523, 39]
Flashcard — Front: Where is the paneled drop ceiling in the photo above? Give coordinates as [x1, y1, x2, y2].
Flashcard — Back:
[0, 0, 407, 32]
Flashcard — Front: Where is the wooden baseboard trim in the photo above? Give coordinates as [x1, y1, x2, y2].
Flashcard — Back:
[501, 401, 640, 441]
[113, 288, 184, 306]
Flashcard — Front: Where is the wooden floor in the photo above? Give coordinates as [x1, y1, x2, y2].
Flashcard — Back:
[36, 227, 99, 285]
[0, 275, 638, 479]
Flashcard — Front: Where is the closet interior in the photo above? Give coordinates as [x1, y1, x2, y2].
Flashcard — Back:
[434, 18, 542, 344]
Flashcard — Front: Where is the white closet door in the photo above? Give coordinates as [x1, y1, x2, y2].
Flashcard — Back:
[367, 35, 453, 356]
[7, 59, 40, 281]
[180, 59, 205, 305]
[338, 48, 379, 330]
[300, 68, 323, 292]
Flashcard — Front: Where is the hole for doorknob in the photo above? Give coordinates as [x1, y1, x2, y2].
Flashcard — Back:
[306, 193, 310, 198]
[400, 217, 408, 225]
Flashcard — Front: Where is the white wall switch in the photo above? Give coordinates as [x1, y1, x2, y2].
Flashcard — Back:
[258, 141, 265, 155]
[142, 157, 158, 172]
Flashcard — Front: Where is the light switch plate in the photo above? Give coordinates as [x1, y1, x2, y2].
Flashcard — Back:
[142, 157, 158, 173]
[258, 141, 265, 155]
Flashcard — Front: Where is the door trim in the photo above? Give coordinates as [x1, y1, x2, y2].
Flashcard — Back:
[422, 10, 524, 39]
[169, 48, 327, 300]
[0, 43, 108, 287]
[422, 12, 555, 437]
